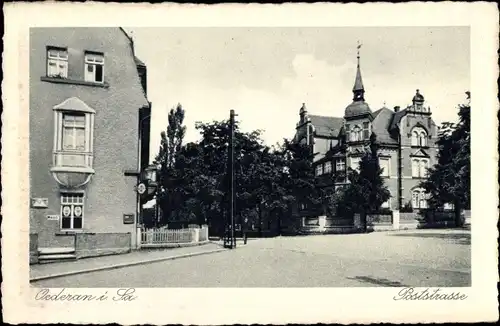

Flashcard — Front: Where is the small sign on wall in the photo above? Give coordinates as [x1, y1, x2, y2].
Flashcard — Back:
[123, 214, 135, 224]
[31, 198, 48, 208]
[47, 215, 59, 221]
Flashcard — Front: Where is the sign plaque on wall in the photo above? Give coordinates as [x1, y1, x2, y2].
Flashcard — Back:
[47, 215, 59, 221]
[123, 214, 135, 225]
[31, 198, 48, 208]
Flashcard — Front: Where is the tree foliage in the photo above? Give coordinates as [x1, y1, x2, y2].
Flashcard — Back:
[421, 93, 470, 224]
[333, 133, 391, 231]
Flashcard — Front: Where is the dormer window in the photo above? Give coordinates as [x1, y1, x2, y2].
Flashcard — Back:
[411, 127, 427, 146]
[85, 52, 104, 83]
[47, 48, 68, 78]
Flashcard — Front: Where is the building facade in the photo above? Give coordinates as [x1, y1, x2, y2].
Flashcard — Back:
[293, 53, 438, 227]
[29, 28, 151, 257]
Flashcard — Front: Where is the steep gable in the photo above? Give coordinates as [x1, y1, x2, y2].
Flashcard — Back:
[372, 107, 398, 145]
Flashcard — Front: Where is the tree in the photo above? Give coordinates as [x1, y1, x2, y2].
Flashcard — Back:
[155, 103, 187, 225]
[421, 93, 470, 226]
[335, 133, 391, 232]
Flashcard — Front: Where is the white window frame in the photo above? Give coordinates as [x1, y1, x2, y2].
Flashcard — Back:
[443, 203, 455, 210]
[60, 192, 85, 230]
[316, 164, 323, 176]
[412, 158, 429, 178]
[47, 48, 68, 78]
[351, 125, 362, 142]
[411, 188, 428, 209]
[336, 159, 346, 172]
[84, 52, 105, 83]
[324, 161, 332, 174]
[362, 121, 370, 140]
[62, 113, 86, 151]
[53, 98, 95, 169]
[379, 157, 390, 177]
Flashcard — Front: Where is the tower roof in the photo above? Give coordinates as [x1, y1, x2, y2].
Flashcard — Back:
[352, 61, 364, 92]
[412, 89, 425, 102]
[345, 43, 371, 118]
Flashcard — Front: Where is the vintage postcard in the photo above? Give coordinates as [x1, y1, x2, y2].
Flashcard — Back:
[2, 1, 499, 324]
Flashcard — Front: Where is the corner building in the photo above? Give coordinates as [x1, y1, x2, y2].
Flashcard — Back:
[292, 53, 438, 230]
[29, 28, 150, 259]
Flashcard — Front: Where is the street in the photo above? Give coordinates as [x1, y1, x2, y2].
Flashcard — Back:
[33, 229, 470, 288]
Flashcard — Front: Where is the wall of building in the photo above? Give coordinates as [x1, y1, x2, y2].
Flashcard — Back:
[30, 28, 149, 248]
[313, 137, 334, 161]
[378, 147, 399, 209]
[399, 113, 438, 207]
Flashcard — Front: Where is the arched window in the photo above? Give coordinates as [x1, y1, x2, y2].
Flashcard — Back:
[411, 127, 427, 146]
[411, 188, 428, 209]
[351, 125, 362, 141]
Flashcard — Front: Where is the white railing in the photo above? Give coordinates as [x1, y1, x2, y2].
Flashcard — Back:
[140, 225, 209, 248]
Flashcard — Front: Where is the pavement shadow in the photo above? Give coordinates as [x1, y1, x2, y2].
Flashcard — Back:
[347, 276, 409, 287]
[388, 232, 471, 245]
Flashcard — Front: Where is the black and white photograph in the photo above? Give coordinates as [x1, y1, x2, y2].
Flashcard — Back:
[2, 2, 498, 325]
[28, 25, 472, 288]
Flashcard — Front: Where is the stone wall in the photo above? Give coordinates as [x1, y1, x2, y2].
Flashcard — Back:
[75, 232, 131, 259]
[30, 233, 39, 265]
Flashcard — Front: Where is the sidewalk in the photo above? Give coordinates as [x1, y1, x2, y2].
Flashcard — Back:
[30, 242, 226, 282]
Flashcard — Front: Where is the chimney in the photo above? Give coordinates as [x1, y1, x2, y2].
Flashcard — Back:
[394, 106, 400, 112]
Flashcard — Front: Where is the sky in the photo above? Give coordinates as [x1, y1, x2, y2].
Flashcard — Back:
[126, 27, 470, 162]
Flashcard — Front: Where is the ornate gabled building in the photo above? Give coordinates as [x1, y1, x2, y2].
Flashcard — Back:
[293, 50, 438, 224]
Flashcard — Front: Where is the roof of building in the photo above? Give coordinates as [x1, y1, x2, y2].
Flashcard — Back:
[389, 108, 408, 130]
[371, 107, 398, 144]
[308, 115, 344, 138]
[353, 63, 364, 92]
[134, 56, 146, 67]
[412, 89, 425, 102]
[344, 100, 372, 118]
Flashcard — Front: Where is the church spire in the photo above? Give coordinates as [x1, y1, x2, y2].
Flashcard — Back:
[352, 41, 365, 102]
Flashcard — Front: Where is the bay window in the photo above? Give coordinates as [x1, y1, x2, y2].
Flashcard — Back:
[51, 97, 95, 188]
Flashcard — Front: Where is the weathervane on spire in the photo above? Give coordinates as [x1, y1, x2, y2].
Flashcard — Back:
[357, 41, 362, 60]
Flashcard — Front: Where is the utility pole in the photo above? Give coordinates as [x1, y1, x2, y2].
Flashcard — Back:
[229, 110, 236, 249]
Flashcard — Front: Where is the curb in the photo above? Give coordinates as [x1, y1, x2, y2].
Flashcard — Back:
[30, 248, 227, 283]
